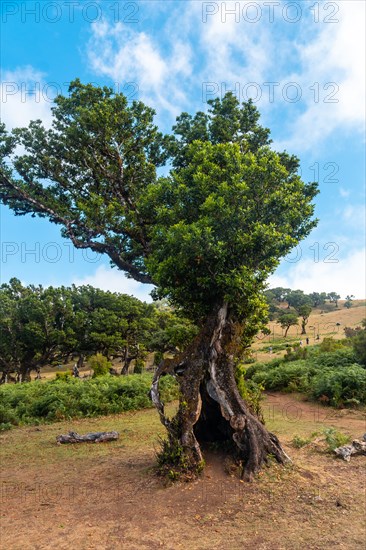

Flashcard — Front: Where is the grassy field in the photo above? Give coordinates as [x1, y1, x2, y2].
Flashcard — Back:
[1, 393, 365, 549]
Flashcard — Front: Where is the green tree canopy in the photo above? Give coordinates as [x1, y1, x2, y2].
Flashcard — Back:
[277, 312, 299, 337]
[0, 279, 74, 381]
[0, 280, 195, 380]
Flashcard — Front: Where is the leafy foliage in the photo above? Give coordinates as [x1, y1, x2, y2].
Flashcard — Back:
[0, 280, 197, 379]
[345, 321, 366, 367]
[310, 366, 366, 407]
[236, 365, 265, 421]
[89, 353, 112, 377]
[323, 428, 351, 452]
[0, 374, 178, 428]
[291, 435, 312, 448]
[277, 312, 298, 337]
[245, 344, 366, 407]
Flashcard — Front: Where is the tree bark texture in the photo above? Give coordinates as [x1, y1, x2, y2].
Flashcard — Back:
[56, 431, 119, 444]
[151, 304, 291, 481]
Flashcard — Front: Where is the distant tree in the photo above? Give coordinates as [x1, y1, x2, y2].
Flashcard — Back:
[308, 292, 327, 308]
[263, 290, 281, 320]
[277, 312, 299, 337]
[327, 292, 340, 308]
[0, 279, 74, 382]
[298, 304, 312, 335]
[65, 285, 152, 371]
[286, 290, 312, 310]
[344, 295, 355, 309]
[285, 291, 313, 334]
[269, 287, 291, 303]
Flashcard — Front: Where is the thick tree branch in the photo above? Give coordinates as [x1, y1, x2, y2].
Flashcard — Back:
[0, 171, 155, 285]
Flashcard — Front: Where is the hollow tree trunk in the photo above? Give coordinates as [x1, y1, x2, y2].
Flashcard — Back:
[151, 303, 291, 481]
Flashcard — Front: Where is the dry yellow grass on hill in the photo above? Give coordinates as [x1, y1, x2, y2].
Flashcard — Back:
[252, 300, 365, 362]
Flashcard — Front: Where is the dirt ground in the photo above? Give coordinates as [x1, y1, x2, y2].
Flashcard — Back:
[1, 392, 365, 550]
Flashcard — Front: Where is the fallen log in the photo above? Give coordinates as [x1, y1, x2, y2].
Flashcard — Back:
[334, 434, 366, 461]
[56, 431, 119, 444]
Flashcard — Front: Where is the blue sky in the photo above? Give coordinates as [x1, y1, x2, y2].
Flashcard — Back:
[1, 0, 365, 300]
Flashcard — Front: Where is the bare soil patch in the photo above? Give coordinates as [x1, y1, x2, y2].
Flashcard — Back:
[1, 393, 365, 550]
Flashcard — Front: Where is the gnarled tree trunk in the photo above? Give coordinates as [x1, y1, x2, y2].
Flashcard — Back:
[151, 303, 291, 481]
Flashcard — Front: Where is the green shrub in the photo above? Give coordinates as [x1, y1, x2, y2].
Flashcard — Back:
[284, 345, 307, 362]
[251, 360, 313, 392]
[244, 358, 283, 380]
[309, 365, 366, 407]
[0, 422, 13, 431]
[89, 354, 112, 377]
[55, 370, 72, 381]
[323, 428, 350, 452]
[319, 338, 345, 352]
[0, 404, 18, 426]
[156, 419, 205, 481]
[291, 435, 311, 448]
[309, 347, 358, 369]
[245, 349, 366, 407]
[351, 330, 366, 366]
[134, 359, 145, 374]
[0, 373, 178, 428]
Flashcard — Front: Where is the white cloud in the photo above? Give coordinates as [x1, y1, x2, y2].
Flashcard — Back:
[87, 1, 365, 151]
[72, 264, 154, 302]
[86, 1, 274, 122]
[0, 66, 53, 130]
[197, 2, 271, 85]
[87, 20, 193, 118]
[274, 1, 365, 151]
[268, 248, 366, 298]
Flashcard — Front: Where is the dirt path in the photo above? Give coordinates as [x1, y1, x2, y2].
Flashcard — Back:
[1, 393, 365, 550]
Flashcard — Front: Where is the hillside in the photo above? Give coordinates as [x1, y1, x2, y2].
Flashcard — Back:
[252, 300, 366, 363]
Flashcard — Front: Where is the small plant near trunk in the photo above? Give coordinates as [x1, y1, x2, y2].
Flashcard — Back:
[236, 366, 265, 423]
[156, 434, 205, 481]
